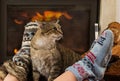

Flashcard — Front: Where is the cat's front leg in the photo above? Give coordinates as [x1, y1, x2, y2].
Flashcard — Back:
[48, 64, 62, 81]
[33, 71, 40, 81]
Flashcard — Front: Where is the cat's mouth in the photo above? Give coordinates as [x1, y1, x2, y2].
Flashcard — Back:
[54, 35, 63, 41]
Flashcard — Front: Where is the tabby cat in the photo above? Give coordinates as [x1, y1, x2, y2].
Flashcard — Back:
[31, 21, 82, 81]
[0, 21, 40, 81]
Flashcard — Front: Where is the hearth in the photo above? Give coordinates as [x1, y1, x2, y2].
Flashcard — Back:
[0, 0, 99, 64]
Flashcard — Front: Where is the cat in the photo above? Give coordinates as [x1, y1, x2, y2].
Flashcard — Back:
[30, 20, 82, 81]
[0, 21, 40, 81]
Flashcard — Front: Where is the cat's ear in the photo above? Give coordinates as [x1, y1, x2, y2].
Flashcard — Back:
[55, 20, 60, 24]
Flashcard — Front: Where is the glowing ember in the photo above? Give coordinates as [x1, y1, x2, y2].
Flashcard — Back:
[14, 19, 23, 25]
[14, 48, 18, 54]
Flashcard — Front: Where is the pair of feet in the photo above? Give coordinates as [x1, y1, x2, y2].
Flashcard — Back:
[66, 29, 114, 81]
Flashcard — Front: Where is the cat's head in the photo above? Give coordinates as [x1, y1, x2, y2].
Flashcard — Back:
[107, 22, 120, 45]
[37, 20, 63, 41]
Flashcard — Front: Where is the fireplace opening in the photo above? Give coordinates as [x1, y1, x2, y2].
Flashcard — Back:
[0, 0, 99, 64]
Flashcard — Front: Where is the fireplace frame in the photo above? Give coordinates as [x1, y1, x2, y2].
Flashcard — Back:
[0, 0, 100, 64]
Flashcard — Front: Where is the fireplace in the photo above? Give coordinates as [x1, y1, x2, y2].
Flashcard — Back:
[0, 0, 99, 64]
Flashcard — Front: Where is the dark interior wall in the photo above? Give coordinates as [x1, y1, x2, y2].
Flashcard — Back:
[0, 0, 6, 64]
[0, 0, 2, 64]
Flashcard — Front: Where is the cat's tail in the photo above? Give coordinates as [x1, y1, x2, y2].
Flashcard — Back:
[57, 43, 82, 70]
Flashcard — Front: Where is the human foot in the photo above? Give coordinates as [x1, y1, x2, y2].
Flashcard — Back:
[66, 29, 114, 81]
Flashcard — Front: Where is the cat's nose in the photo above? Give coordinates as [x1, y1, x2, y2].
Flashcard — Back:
[58, 34, 63, 39]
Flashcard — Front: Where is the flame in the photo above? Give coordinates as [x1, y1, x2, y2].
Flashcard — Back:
[31, 11, 72, 21]
[14, 48, 18, 54]
[62, 12, 72, 20]
[14, 19, 23, 25]
[14, 11, 72, 24]
[55, 12, 63, 19]
[31, 12, 43, 21]
[44, 11, 56, 21]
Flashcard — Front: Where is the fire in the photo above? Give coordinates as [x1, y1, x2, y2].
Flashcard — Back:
[31, 12, 43, 21]
[62, 12, 72, 20]
[32, 11, 72, 21]
[44, 11, 57, 21]
[14, 12, 28, 25]
[14, 48, 18, 54]
[14, 19, 23, 25]
[14, 11, 72, 25]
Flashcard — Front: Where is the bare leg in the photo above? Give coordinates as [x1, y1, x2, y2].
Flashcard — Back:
[4, 74, 18, 81]
[54, 71, 77, 81]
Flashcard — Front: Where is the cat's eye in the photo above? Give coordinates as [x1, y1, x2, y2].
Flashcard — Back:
[53, 27, 57, 30]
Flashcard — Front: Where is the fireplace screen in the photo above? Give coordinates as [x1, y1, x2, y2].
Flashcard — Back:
[0, 0, 99, 64]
